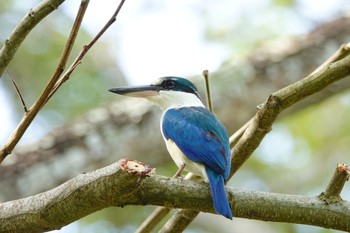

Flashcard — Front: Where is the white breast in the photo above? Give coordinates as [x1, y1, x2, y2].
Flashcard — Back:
[164, 138, 209, 182]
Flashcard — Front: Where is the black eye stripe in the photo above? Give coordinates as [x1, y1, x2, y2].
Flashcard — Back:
[163, 80, 176, 89]
[167, 80, 176, 88]
[153, 76, 201, 100]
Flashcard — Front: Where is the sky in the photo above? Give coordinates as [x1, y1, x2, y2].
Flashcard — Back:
[63, 0, 228, 84]
[61, 0, 348, 85]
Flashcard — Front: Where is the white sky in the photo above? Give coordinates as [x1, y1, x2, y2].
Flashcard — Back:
[63, 0, 228, 84]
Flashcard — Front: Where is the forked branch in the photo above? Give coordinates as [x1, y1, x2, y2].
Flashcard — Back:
[156, 43, 350, 232]
[0, 0, 126, 163]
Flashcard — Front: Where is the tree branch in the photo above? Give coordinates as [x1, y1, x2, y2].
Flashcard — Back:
[0, 14, 349, 231]
[5, 70, 28, 113]
[319, 163, 350, 201]
[135, 207, 171, 233]
[231, 42, 350, 176]
[0, 0, 127, 164]
[0, 160, 349, 233]
[157, 42, 350, 232]
[46, 0, 127, 100]
[159, 209, 199, 233]
[3, 17, 350, 198]
[0, 0, 67, 78]
[0, 0, 90, 163]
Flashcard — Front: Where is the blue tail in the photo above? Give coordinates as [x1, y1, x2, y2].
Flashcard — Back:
[206, 168, 232, 219]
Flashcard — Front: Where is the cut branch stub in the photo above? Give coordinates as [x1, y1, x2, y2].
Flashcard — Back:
[119, 159, 156, 177]
[319, 163, 350, 202]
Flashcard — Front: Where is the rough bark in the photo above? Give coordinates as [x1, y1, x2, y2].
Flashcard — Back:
[2, 17, 350, 201]
[1, 161, 349, 233]
[0, 0, 67, 77]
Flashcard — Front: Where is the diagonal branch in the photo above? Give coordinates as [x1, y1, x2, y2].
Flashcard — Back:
[0, 0, 90, 163]
[0, 0, 127, 164]
[158, 209, 199, 233]
[137, 69, 219, 233]
[157, 42, 350, 232]
[231, 42, 350, 177]
[0, 0, 67, 78]
[0, 160, 349, 233]
[2, 17, 350, 193]
[141, 121, 252, 233]
[135, 207, 171, 233]
[46, 0, 127, 101]
[5, 70, 28, 113]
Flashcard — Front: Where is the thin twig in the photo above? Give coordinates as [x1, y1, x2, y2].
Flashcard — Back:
[202, 70, 213, 113]
[229, 117, 253, 148]
[0, 0, 90, 163]
[135, 207, 171, 233]
[157, 41, 350, 232]
[310, 42, 350, 76]
[136, 69, 215, 232]
[155, 87, 254, 232]
[0, 0, 66, 78]
[6, 70, 28, 113]
[47, 0, 127, 100]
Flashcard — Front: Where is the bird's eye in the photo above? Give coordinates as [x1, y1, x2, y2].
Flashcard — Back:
[164, 80, 176, 89]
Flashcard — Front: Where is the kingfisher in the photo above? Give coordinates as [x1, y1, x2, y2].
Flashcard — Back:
[109, 76, 232, 219]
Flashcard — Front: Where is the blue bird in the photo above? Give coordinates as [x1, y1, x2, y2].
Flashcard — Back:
[109, 76, 232, 219]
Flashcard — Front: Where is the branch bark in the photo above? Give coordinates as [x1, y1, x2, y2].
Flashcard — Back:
[0, 0, 90, 163]
[0, 0, 67, 78]
[319, 163, 350, 202]
[3, 18, 350, 201]
[0, 0, 127, 163]
[0, 160, 349, 233]
[156, 42, 350, 232]
[4, 39, 350, 231]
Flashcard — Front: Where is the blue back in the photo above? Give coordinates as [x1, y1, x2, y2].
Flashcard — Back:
[162, 107, 231, 179]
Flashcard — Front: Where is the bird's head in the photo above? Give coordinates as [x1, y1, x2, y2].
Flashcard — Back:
[109, 76, 204, 110]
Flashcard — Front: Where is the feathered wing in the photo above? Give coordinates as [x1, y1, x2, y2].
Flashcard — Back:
[162, 107, 232, 219]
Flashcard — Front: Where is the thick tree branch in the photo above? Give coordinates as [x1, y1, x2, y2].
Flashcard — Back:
[0, 18, 350, 200]
[3, 18, 350, 200]
[0, 160, 349, 233]
[231, 42, 350, 176]
[1, 14, 349, 233]
[158, 42, 350, 232]
[0, 0, 67, 78]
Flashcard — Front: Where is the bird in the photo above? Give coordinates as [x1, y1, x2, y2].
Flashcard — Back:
[109, 76, 232, 219]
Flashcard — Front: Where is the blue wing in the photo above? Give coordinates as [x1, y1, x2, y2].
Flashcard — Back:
[162, 107, 231, 179]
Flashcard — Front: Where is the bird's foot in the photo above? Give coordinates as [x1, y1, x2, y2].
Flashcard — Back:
[172, 163, 186, 178]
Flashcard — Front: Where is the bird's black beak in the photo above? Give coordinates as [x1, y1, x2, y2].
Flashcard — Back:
[108, 84, 160, 98]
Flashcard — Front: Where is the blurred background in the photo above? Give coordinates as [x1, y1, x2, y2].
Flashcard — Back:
[1, 0, 350, 232]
